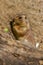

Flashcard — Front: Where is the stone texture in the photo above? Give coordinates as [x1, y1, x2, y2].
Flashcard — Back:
[0, 0, 43, 65]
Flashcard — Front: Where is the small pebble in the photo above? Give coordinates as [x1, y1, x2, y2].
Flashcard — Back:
[4, 28, 9, 32]
[36, 42, 39, 48]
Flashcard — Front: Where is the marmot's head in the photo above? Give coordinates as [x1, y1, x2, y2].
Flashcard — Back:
[11, 14, 29, 39]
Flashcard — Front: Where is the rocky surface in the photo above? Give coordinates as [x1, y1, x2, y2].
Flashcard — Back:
[0, 0, 43, 65]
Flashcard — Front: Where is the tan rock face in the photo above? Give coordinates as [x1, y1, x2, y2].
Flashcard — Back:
[0, 0, 43, 65]
[0, 0, 43, 44]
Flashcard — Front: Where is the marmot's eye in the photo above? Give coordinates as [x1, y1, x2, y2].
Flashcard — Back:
[19, 17, 22, 19]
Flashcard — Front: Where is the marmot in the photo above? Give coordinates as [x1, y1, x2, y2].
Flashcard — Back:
[10, 14, 35, 45]
[10, 14, 30, 40]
